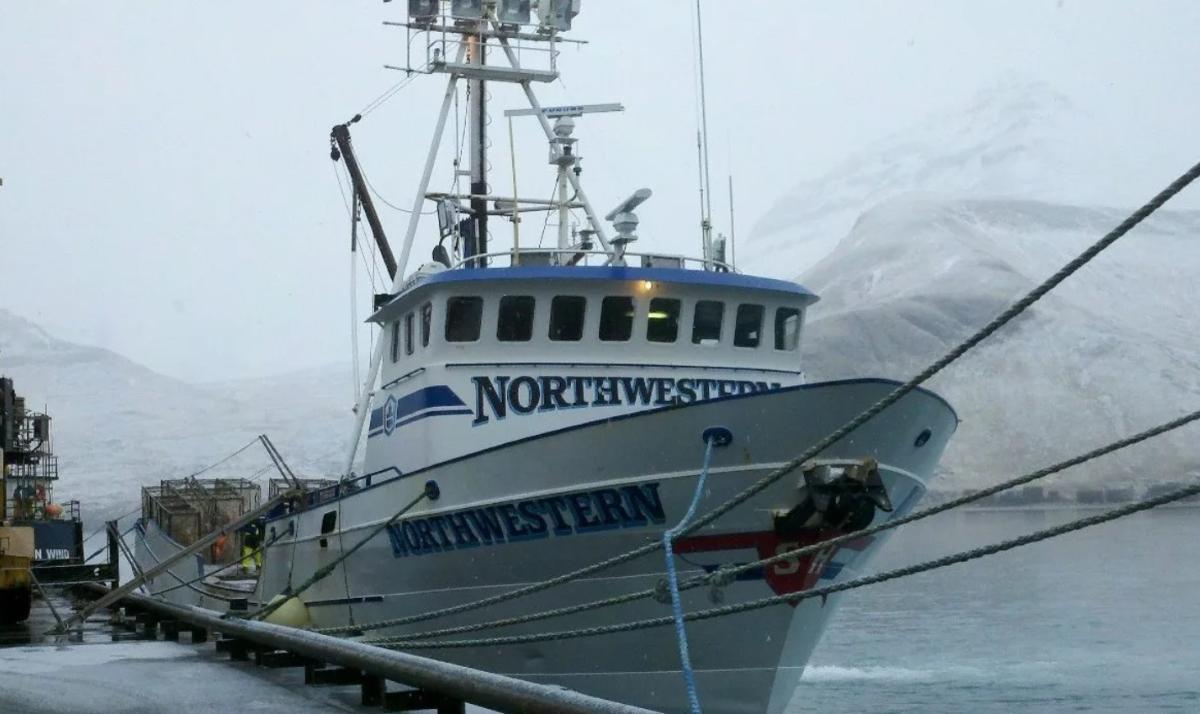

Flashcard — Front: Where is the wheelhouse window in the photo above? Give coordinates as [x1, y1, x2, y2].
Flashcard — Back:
[421, 302, 432, 347]
[549, 296, 586, 341]
[691, 300, 724, 345]
[445, 296, 483, 342]
[599, 296, 634, 341]
[390, 322, 401, 362]
[497, 295, 535, 342]
[404, 313, 415, 355]
[734, 304, 764, 348]
[646, 298, 681, 343]
[775, 307, 801, 351]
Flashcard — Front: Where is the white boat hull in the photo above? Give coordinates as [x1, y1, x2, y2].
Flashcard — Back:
[138, 379, 956, 713]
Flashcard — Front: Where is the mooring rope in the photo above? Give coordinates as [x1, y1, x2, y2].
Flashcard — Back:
[359, 405, 1200, 644]
[244, 484, 434, 622]
[83, 523, 138, 564]
[326, 159, 1200, 636]
[380, 478, 1200, 649]
[663, 437, 716, 714]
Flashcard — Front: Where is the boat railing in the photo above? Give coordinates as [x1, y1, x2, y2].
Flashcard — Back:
[450, 248, 737, 273]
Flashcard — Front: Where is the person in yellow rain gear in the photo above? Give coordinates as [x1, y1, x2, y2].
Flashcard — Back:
[239, 520, 263, 574]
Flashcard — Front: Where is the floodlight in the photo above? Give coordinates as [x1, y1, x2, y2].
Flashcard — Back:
[450, 0, 483, 19]
[408, 0, 438, 20]
[437, 197, 462, 238]
[537, 0, 581, 32]
[498, 0, 532, 24]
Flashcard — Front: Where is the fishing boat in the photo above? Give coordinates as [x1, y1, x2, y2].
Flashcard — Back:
[135, 3, 957, 712]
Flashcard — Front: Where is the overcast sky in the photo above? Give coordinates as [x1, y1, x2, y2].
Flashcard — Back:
[2, 1, 1199, 383]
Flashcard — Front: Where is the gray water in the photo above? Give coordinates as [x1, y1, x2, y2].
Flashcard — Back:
[789, 508, 1200, 713]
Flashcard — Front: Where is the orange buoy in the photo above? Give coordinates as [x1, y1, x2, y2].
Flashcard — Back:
[43, 502, 63, 518]
[212, 533, 228, 560]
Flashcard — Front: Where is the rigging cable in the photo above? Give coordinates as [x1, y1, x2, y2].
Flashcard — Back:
[331, 160, 355, 218]
[538, 176, 561, 247]
[351, 194, 361, 402]
[358, 158, 437, 215]
[334, 159, 385, 291]
[319, 157, 1200, 637]
[357, 65, 420, 119]
[185, 438, 261, 480]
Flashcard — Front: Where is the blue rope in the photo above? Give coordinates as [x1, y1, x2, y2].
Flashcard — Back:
[663, 436, 716, 714]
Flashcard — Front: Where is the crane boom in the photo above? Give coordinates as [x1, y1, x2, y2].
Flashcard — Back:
[330, 122, 397, 279]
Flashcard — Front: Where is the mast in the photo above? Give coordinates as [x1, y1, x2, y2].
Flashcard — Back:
[467, 28, 488, 267]
[728, 174, 737, 269]
[695, 0, 714, 268]
[342, 3, 628, 475]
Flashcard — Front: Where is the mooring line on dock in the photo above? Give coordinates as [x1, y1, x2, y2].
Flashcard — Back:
[379, 477, 1200, 650]
[321, 157, 1200, 638]
[83, 522, 137, 564]
[358, 405, 1200, 644]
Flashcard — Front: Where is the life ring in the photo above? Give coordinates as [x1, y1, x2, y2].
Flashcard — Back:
[34, 484, 47, 502]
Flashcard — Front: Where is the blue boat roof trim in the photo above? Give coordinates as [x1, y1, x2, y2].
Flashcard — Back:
[370, 266, 818, 323]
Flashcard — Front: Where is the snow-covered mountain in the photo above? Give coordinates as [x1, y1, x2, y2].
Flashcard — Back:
[743, 79, 1149, 278]
[799, 196, 1200, 492]
[0, 309, 350, 524]
[744, 77, 1200, 493]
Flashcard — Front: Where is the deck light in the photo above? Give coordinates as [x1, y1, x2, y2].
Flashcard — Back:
[537, 0, 581, 32]
[451, 0, 483, 19]
[498, 0, 532, 24]
[407, 0, 438, 20]
[641, 280, 654, 291]
[647, 311, 669, 319]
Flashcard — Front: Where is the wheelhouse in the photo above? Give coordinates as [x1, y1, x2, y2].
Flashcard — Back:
[369, 263, 820, 383]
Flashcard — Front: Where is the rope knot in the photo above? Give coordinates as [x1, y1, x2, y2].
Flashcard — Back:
[707, 567, 736, 588]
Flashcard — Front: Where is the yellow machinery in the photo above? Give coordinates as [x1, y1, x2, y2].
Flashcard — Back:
[0, 522, 34, 623]
[1, 423, 35, 624]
